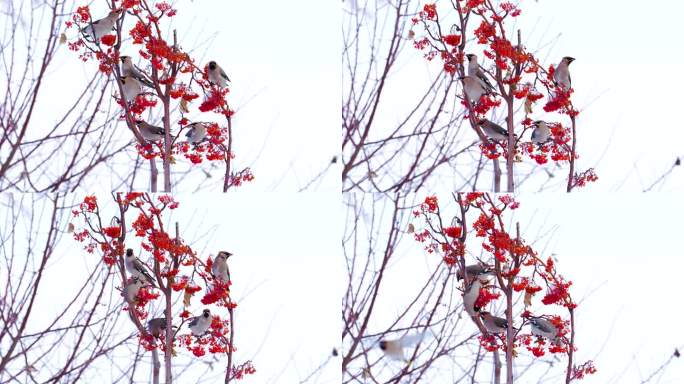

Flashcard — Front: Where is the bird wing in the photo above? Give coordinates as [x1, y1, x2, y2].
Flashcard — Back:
[532, 318, 556, 333]
[185, 125, 195, 138]
[476, 68, 495, 91]
[219, 68, 230, 81]
[149, 125, 165, 135]
[493, 317, 508, 329]
[133, 258, 155, 281]
[486, 121, 508, 136]
[188, 316, 199, 327]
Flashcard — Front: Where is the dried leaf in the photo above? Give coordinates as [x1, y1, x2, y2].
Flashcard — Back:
[407, 223, 415, 233]
[59, 33, 67, 45]
[368, 171, 377, 178]
[524, 290, 533, 308]
[179, 98, 190, 113]
[183, 290, 192, 307]
[524, 98, 533, 115]
[408, 30, 415, 39]
[361, 367, 371, 379]
[67, 223, 75, 233]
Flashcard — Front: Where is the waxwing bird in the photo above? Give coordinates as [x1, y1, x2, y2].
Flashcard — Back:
[479, 311, 515, 334]
[465, 54, 495, 92]
[120, 76, 143, 103]
[459, 76, 486, 105]
[135, 120, 165, 142]
[456, 263, 493, 281]
[188, 309, 212, 336]
[378, 331, 429, 362]
[125, 248, 156, 287]
[531, 120, 551, 144]
[81, 9, 122, 42]
[120, 56, 154, 88]
[212, 251, 232, 283]
[147, 317, 168, 338]
[207, 61, 231, 88]
[529, 316, 560, 343]
[123, 276, 145, 303]
[553, 57, 575, 91]
[462, 277, 483, 316]
[185, 122, 208, 145]
[477, 119, 514, 141]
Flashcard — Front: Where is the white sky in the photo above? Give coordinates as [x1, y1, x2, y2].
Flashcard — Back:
[31, 0, 340, 193]
[360, 192, 684, 383]
[17, 192, 341, 383]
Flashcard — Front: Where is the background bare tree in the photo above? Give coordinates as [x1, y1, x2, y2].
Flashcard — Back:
[0, 193, 136, 382]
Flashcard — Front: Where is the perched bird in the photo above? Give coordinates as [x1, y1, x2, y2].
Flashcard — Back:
[124, 248, 156, 287]
[379, 331, 429, 362]
[207, 61, 231, 88]
[459, 76, 486, 105]
[553, 57, 575, 91]
[465, 54, 495, 92]
[120, 76, 143, 103]
[188, 309, 212, 336]
[80, 9, 123, 42]
[120, 56, 153, 88]
[134, 120, 166, 142]
[212, 251, 233, 283]
[476, 119, 514, 141]
[124, 276, 145, 303]
[479, 311, 514, 334]
[147, 317, 168, 338]
[462, 277, 483, 316]
[529, 316, 560, 343]
[456, 263, 493, 281]
[185, 122, 208, 145]
[531, 120, 551, 144]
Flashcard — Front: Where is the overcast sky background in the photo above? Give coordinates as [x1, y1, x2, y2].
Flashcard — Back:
[27, 0, 339, 193]
[349, 0, 683, 192]
[10, 192, 341, 383]
[361, 192, 683, 383]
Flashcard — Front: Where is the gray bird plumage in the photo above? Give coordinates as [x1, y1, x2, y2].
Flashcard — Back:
[188, 309, 212, 336]
[531, 120, 551, 144]
[185, 122, 208, 144]
[480, 311, 512, 334]
[466, 54, 495, 92]
[80, 9, 122, 42]
[211, 251, 232, 283]
[379, 331, 429, 361]
[125, 248, 156, 287]
[121, 56, 154, 88]
[529, 316, 560, 343]
[459, 76, 486, 105]
[553, 57, 575, 91]
[477, 119, 513, 141]
[135, 120, 166, 142]
[120, 76, 143, 102]
[207, 61, 230, 88]
[456, 264, 493, 281]
[147, 317, 168, 338]
[462, 278, 483, 316]
[124, 276, 145, 303]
